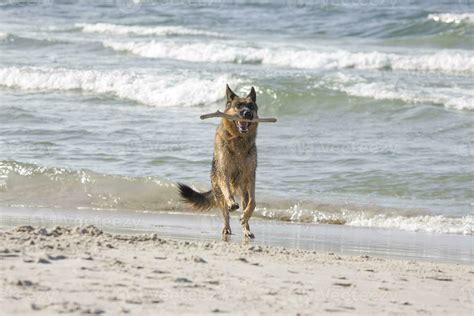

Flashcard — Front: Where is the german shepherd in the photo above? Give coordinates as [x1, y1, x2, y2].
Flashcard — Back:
[178, 84, 258, 239]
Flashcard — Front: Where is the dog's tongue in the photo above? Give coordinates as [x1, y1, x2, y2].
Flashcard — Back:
[237, 121, 249, 132]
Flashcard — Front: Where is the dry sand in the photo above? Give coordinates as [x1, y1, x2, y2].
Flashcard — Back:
[0, 225, 472, 315]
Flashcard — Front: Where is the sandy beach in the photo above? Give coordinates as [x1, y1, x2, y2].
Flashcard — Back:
[1, 225, 472, 315]
[1, 2, 473, 315]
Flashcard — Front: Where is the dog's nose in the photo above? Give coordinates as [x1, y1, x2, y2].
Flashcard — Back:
[242, 110, 253, 120]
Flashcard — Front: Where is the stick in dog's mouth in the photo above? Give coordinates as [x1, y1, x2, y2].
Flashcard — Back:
[200, 110, 277, 123]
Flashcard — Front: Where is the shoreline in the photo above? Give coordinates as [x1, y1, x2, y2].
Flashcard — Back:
[1, 225, 473, 315]
[0, 206, 472, 264]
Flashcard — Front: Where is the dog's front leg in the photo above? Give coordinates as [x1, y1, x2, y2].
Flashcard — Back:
[218, 177, 238, 236]
[240, 182, 256, 239]
[220, 207, 231, 236]
[218, 176, 239, 212]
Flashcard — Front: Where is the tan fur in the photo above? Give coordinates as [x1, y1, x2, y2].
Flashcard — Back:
[179, 85, 259, 239]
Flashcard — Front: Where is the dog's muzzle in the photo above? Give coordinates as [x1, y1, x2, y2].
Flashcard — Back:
[242, 110, 253, 120]
[236, 110, 253, 134]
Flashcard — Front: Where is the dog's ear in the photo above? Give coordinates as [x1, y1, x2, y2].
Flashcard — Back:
[247, 87, 256, 102]
[226, 84, 237, 103]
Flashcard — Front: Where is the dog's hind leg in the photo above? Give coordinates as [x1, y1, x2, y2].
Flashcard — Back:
[241, 190, 249, 212]
[240, 182, 256, 239]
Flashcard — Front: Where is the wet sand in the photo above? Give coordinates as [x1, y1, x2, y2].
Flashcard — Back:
[1, 207, 472, 264]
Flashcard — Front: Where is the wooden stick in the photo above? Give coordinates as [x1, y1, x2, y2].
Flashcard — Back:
[200, 110, 277, 123]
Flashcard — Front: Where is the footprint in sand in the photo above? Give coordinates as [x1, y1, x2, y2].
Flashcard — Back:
[174, 277, 192, 283]
[333, 282, 353, 288]
[36, 257, 50, 264]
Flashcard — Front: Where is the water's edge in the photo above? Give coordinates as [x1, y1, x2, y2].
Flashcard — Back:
[1, 207, 471, 264]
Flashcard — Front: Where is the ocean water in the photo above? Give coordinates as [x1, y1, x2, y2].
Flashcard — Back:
[0, 0, 473, 236]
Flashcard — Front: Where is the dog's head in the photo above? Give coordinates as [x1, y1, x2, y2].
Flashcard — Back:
[224, 84, 258, 135]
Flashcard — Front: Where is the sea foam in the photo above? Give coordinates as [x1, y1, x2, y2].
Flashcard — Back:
[103, 40, 474, 74]
[346, 213, 473, 235]
[428, 13, 474, 24]
[254, 204, 472, 235]
[0, 66, 234, 107]
[338, 82, 474, 111]
[77, 23, 224, 37]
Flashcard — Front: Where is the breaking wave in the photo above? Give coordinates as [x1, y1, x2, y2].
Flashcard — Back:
[0, 66, 235, 107]
[103, 40, 474, 74]
[256, 204, 472, 235]
[1, 160, 471, 236]
[1, 65, 471, 112]
[428, 13, 474, 24]
[335, 81, 474, 111]
[76, 23, 225, 37]
[314, 72, 474, 111]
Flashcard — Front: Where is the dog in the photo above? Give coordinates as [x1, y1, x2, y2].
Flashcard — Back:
[178, 84, 259, 239]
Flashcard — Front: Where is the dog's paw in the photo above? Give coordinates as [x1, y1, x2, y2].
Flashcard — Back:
[243, 231, 255, 239]
[229, 202, 239, 212]
[222, 227, 232, 235]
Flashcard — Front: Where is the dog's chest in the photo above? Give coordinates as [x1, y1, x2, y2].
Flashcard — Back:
[215, 135, 256, 177]
[224, 137, 255, 160]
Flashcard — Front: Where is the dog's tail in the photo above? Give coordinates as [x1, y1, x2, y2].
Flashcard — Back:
[177, 183, 216, 211]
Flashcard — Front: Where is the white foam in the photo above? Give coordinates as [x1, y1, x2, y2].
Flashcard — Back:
[263, 50, 474, 74]
[103, 40, 474, 74]
[77, 23, 224, 37]
[338, 82, 474, 111]
[348, 214, 473, 235]
[0, 66, 234, 107]
[103, 40, 259, 63]
[0, 32, 8, 40]
[256, 206, 472, 235]
[428, 13, 474, 24]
